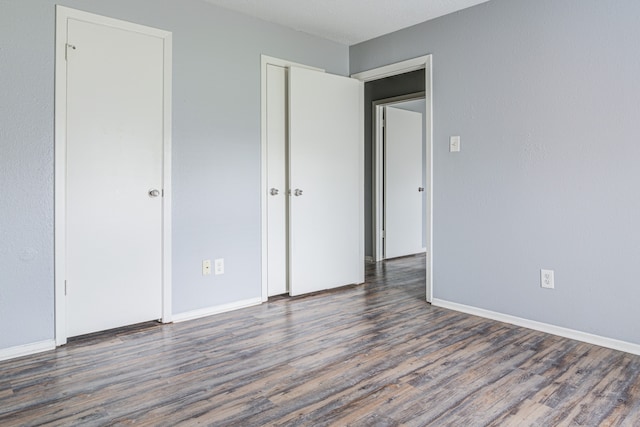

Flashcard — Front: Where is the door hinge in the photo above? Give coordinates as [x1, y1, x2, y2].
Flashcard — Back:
[65, 43, 76, 61]
[65, 280, 68, 296]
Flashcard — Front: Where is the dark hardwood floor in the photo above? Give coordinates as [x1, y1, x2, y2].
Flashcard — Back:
[2, 254, 640, 426]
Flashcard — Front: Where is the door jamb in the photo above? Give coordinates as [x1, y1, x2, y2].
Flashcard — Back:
[372, 92, 426, 262]
[260, 55, 323, 302]
[54, 6, 173, 345]
[352, 55, 433, 303]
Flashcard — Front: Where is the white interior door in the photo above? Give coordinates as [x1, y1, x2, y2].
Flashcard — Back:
[384, 106, 424, 259]
[288, 67, 364, 296]
[65, 17, 164, 337]
[266, 64, 288, 296]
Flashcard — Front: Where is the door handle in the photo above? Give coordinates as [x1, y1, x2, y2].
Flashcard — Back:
[294, 189, 303, 197]
[418, 187, 425, 192]
[270, 188, 279, 196]
[148, 189, 161, 198]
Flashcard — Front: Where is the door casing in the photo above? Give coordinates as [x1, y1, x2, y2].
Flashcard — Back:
[54, 6, 173, 345]
[352, 56, 433, 303]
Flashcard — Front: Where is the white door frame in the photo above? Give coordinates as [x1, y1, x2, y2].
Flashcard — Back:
[54, 6, 173, 345]
[352, 55, 433, 303]
[260, 55, 323, 302]
[373, 93, 426, 262]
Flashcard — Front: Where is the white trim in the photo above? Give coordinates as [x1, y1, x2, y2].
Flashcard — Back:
[172, 298, 263, 323]
[161, 28, 173, 324]
[353, 55, 433, 303]
[432, 299, 640, 356]
[54, 6, 172, 345]
[260, 55, 324, 302]
[0, 340, 56, 362]
[374, 105, 384, 262]
[357, 81, 365, 283]
[351, 56, 430, 82]
[54, 6, 68, 347]
[425, 56, 433, 303]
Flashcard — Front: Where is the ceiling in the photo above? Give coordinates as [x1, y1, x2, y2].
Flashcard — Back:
[202, 0, 492, 45]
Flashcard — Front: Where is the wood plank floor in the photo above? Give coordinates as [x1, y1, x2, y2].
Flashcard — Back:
[2, 254, 640, 426]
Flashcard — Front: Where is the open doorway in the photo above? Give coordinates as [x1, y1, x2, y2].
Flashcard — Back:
[374, 95, 426, 261]
[352, 55, 433, 303]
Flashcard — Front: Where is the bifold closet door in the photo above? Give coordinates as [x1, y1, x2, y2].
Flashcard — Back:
[288, 67, 364, 296]
[266, 64, 288, 296]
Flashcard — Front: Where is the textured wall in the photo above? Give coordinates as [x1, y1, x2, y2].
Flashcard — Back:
[0, 0, 348, 349]
[0, 2, 55, 347]
[351, 0, 640, 344]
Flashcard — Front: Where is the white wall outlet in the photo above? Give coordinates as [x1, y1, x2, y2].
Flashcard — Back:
[540, 269, 554, 289]
[202, 259, 211, 276]
[450, 135, 461, 152]
[214, 258, 224, 275]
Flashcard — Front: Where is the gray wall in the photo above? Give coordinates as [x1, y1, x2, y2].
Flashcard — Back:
[0, 0, 348, 349]
[351, 0, 640, 344]
[3, 0, 640, 352]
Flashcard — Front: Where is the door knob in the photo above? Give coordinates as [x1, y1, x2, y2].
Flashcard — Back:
[270, 188, 279, 196]
[294, 189, 303, 197]
[418, 187, 425, 192]
[148, 189, 160, 198]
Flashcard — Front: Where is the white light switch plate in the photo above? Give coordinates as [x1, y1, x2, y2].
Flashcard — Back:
[214, 258, 224, 275]
[450, 136, 461, 152]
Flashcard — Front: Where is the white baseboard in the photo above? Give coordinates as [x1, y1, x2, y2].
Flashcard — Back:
[432, 298, 640, 356]
[0, 339, 56, 362]
[172, 297, 262, 323]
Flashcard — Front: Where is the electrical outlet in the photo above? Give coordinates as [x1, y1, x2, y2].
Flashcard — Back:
[214, 258, 224, 275]
[202, 259, 211, 276]
[540, 269, 554, 289]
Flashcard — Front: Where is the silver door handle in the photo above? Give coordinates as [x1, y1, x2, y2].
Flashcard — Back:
[270, 188, 279, 196]
[294, 189, 303, 197]
[148, 189, 160, 198]
[418, 187, 425, 192]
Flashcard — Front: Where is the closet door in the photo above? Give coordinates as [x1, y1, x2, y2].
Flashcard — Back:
[266, 64, 288, 296]
[288, 67, 364, 296]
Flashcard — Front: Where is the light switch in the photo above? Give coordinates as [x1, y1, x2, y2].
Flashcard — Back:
[214, 258, 224, 275]
[450, 136, 461, 152]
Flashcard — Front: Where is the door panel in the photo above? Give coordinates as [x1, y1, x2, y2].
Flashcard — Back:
[66, 18, 164, 336]
[288, 67, 364, 296]
[384, 106, 423, 259]
[266, 64, 288, 296]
